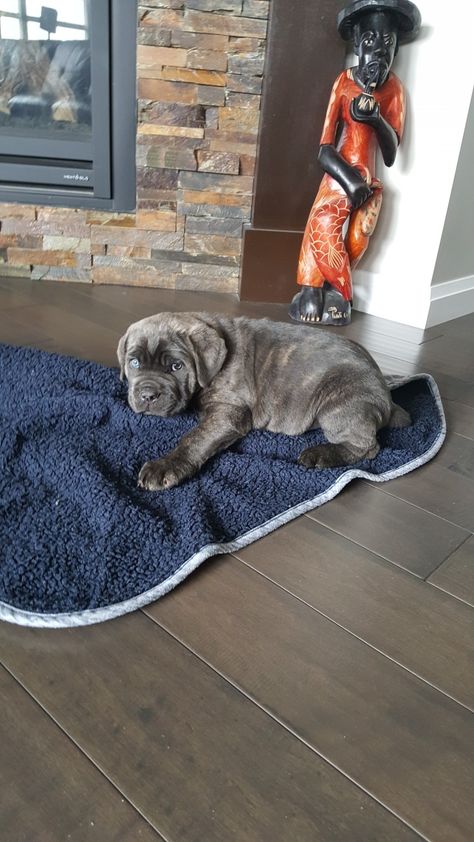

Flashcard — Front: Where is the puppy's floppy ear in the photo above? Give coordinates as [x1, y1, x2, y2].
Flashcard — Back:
[117, 330, 128, 381]
[189, 323, 227, 388]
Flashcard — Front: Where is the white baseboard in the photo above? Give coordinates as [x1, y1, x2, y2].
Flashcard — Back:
[353, 270, 430, 328]
[427, 275, 474, 327]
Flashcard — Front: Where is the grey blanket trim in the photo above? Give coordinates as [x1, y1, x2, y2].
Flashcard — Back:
[0, 374, 446, 628]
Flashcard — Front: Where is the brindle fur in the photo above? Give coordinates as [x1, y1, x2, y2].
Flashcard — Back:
[117, 312, 410, 491]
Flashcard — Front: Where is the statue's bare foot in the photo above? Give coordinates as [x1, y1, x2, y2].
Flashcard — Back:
[321, 287, 352, 326]
[289, 285, 324, 324]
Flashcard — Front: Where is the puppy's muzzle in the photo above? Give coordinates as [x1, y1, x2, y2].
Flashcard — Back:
[138, 383, 160, 405]
[132, 381, 162, 412]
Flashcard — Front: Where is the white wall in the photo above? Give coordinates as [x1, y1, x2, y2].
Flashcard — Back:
[350, 0, 474, 328]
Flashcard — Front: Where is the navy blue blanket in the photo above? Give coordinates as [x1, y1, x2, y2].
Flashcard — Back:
[0, 343, 445, 627]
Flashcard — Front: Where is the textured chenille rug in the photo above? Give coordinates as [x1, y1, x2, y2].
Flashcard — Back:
[0, 343, 446, 628]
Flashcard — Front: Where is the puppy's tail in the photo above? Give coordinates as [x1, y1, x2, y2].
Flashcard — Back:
[388, 402, 411, 428]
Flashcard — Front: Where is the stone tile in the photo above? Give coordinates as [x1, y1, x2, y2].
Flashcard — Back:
[225, 90, 260, 108]
[93, 255, 182, 273]
[31, 266, 91, 282]
[139, 9, 184, 29]
[184, 232, 242, 257]
[185, 215, 243, 236]
[42, 236, 91, 252]
[137, 194, 178, 209]
[138, 0, 183, 7]
[91, 227, 184, 249]
[135, 209, 177, 231]
[197, 150, 240, 174]
[138, 78, 198, 103]
[226, 72, 262, 93]
[179, 202, 251, 219]
[91, 244, 106, 256]
[137, 44, 187, 68]
[178, 171, 253, 193]
[144, 146, 197, 170]
[7, 248, 77, 267]
[136, 167, 179, 189]
[150, 249, 236, 267]
[205, 106, 219, 128]
[0, 264, 31, 277]
[186, 48, 228, 71]
[228, 50, 265, 75]
[185, 0, 243, 12]
[160, 67, 227, 86]
[92, 265, 178, 288]
[139, 101, 205, 126]
[171, 31, 228, 50]
[239, 153, 256, 175]
[0, 204, 36, 218]
[36, 207, 88, 223]
[219, 106, 260, 133]
[197, 85, 226, 106]
[1, 219, 91, 238]
[228, 36, 264, 50]
[242, 0, 269, 18]
[137, 123, 204, 138]
[183, 10, 267, 37]
[0, 234, 43, 248]
[107, 246, 152, 258]
[85, 211, 135, 224]
[137, 27, 172, 47]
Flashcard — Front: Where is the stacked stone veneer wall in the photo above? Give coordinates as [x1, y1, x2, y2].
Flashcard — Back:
[0, 0, 269, 293]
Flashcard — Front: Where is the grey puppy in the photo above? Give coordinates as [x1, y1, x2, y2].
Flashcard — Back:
[117, 312, 410, 491]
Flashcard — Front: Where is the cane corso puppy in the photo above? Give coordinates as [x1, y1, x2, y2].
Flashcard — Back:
[117, 312, 410, 491]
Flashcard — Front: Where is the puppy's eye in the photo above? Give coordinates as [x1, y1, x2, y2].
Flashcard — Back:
[171, 360, 183, 372]
[129, 358, 141, 369]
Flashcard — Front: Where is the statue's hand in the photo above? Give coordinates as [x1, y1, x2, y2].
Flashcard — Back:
[350, 94, 380, 124]
[346, 174, 373, 209]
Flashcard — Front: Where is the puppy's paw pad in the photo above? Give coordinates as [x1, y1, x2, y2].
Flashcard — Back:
[138, 460, 178, 491]
[298, 445, 335, 469]
[298, 448, 323, 468]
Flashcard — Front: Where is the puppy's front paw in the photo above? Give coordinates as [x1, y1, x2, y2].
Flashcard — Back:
[298, 444, 339, 469]
[138, 458, 181, 491]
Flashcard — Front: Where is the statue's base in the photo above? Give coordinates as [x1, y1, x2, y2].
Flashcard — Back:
[320, 287, 352, 326]
[288, 285, 352, 326]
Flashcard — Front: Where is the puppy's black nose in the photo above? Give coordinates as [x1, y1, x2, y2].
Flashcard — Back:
[139, 386, 159, 403]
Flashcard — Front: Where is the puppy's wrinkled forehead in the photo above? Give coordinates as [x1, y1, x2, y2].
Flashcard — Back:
[126, 313, 197, 355]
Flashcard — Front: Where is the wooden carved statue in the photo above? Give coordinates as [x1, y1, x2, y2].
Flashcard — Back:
[289, 0, 421, 326]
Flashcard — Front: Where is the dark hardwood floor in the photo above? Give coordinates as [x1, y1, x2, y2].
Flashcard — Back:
[0, 276, 473, 842]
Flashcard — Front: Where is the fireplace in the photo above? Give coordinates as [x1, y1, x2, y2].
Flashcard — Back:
[0, 0, 136, 211]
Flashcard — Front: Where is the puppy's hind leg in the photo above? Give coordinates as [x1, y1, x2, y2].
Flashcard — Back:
[298, 405, 380, 469]
[388, 402, 411, 428]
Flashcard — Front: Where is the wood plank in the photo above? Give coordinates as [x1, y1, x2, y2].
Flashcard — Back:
[2, 302, 120, 366]
[415, 339, 474, 383]
[368, 432, 474, 531]
[146, 557, 474, 842]
[443, 399, 474, 440]
[428, 536, 474, 606]
[232, 516, 474, 709]
[0, 665, 162, 842]
[0, 614, 419, 842]
[305, 482, 469, 577]
[0, 309, 55, 349]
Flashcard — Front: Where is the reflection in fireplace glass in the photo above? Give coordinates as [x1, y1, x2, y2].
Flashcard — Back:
[0, 1, 90, 136]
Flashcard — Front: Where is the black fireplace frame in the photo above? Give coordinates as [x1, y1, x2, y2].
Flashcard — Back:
[0, 0, 137, 212]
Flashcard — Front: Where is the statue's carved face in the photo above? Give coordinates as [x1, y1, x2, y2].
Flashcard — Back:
[354, 12, 398, 89]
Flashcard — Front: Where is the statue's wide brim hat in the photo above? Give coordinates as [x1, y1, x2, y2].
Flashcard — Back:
[337, 0, 421, 44]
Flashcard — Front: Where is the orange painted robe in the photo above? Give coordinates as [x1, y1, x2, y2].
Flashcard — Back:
[297, 69, 405, 300]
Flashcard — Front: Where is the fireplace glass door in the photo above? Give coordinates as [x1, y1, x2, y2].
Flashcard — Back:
[0, 0, 111, 197]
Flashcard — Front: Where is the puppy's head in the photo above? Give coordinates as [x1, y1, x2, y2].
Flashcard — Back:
[117, 312, 227, 416]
